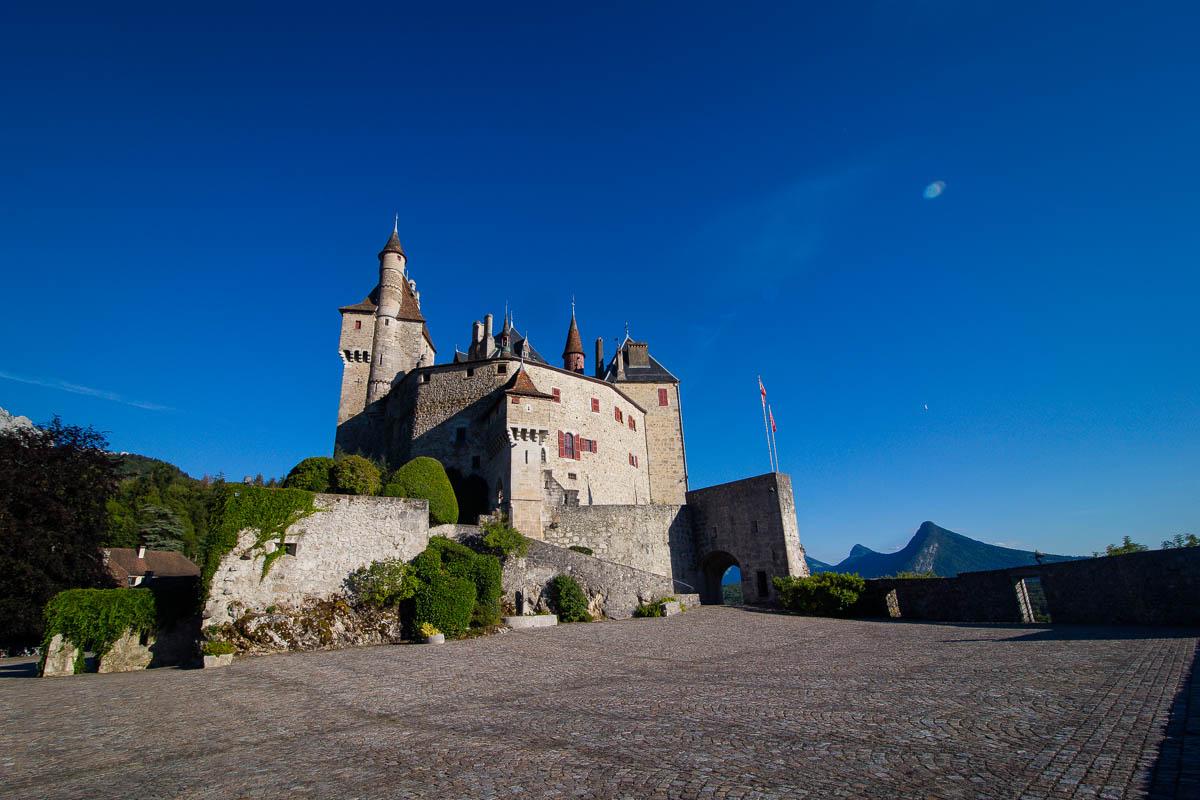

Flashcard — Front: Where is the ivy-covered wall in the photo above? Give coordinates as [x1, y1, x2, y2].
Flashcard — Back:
[203, 493, 431, 627]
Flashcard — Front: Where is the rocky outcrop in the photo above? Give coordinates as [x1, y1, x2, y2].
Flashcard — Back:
[0, 407, 34, 435]
[40, 634, 79, 677]
[98, 630, 154, 673]
[208, 598, 403, 655]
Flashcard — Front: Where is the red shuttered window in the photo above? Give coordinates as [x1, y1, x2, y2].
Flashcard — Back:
[558, 430, 565, 458]
[658, 388, 668, 406]
[628, 417, 636, 431]
[614, 407, 623, 423]
[552, 388, 561, 403]
[591, 397, 600, 413]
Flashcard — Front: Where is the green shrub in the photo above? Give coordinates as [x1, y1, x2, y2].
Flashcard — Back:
[330, 455, 382, 496]
[383, 457, 458, 524]
[412, 572, 476, 639]
[202, 640, 236, 656]
[773, 572, 866, 617]
[345, 559, 420, 608]
[427, 537, 502, 627]
[282, 457, 335, 492]
[479, 514, 528, 559]
[568, 545, 594, 556]
[546, 574, 591, 623]
[40, 588, 157, 674]
[633, 600, 665, 618]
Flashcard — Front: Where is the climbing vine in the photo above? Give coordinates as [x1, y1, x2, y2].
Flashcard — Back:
[41, 588, 157, 674]
[201, 484, 319, 598]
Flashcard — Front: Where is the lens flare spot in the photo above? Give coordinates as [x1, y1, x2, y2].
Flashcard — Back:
[923, 180, 946, 199]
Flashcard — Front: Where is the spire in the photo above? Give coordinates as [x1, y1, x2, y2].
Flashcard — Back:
[562, 302, 585, 372]
[379, 219, 405, 258]
[563, 308, 584, 358]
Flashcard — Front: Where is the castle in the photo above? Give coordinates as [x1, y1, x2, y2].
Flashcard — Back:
[333, 225, 808, 603]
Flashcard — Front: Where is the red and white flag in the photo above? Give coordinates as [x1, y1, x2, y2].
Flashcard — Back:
[769, 405, 777, 433]
[758, 376, 767, 408]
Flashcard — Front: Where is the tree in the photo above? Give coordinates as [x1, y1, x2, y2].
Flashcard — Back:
[136, 505, 186, 552]
[0, 418, 119, 651]
[1162, 533, 1199, 549]
[1104, 536, 1149, 557]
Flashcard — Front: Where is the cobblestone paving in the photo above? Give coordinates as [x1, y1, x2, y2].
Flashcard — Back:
[1, 608, 1196, 800]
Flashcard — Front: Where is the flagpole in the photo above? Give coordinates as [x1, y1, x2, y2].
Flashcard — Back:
[768, 404, 780, 473]
[758, 376, 773, 474]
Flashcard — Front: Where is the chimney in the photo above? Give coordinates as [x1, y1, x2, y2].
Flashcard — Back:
[627, 341, 650, 367]
[484, 313, 494, 356]
[137, 544, 147, 559]
[595, 337, 605, 378]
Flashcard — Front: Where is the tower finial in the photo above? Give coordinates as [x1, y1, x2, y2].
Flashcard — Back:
[393, 213, 398, 234]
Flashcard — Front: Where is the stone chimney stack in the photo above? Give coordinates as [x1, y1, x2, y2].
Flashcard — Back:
[594, 337, 605, 378]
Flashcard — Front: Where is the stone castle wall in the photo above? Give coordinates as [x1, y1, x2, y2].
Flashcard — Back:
[862, 546, 1200, 626]
[500, 538, 679, 619]
[617, 381, 688, 505]
[542, 504, 689, 579]
[204, 494, 431, 627]
[336, 308, 375, 425]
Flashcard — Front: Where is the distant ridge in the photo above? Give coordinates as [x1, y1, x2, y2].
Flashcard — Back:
[804, 555, 835, 574]
[829, 521, 1082, 578]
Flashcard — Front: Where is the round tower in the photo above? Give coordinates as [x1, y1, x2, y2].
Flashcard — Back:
[366, 223, 408, 406]
[562, 305, 585, 373]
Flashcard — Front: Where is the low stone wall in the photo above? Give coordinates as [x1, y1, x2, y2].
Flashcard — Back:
[501, 539, 677, 620]
[542, 504, 687, 579]
[861, 546, 1200, 626]
[205, 493, 431, 627]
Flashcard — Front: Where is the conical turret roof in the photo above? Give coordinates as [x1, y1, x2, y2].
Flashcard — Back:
[378, 228, 405, 258]
[562, 310, 584, 357]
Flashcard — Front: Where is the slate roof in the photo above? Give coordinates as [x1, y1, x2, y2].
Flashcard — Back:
[379, 229, 405, 257]
[338, 282, 435, 349]
[601, 336, 679, 383]
[104, 548, 200, 582]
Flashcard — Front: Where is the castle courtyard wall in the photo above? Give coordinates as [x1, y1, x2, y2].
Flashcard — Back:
[204, 494, 431, 627]
[542, 504, 690, 580]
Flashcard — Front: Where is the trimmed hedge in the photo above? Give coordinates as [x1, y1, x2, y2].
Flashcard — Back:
[282, 456, 335, 492]
[345, 558, 419, 608]
[412, 572, 476, 639]
[546, 574, 591, 623]
[40, 588, 157, 674]
[427, 536, 502, 627]
[383, 457, 458, 524]
[773, 572, 866, 616]
[330, 455, 382, 496]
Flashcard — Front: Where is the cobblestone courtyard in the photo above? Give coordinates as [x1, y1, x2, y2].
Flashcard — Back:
[1, 608, 1196, 799]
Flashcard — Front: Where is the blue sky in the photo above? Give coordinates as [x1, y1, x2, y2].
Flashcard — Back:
[1, 3, 1197, 562]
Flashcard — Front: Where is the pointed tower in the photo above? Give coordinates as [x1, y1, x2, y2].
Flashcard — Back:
[562, 304, 585, 373]
[336, 222, 436, 456]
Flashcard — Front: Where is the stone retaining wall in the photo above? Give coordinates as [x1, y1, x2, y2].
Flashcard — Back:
[204, 493, 431, 627]
[861, 546, 1200, 626]
[500, 539, 677, 620]
[542, 504, 687, 579]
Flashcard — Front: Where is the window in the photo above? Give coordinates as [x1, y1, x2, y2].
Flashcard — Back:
[355, 320, 362, 330]
[756, 570, 769, 598]
[552, 388, 561, 403]
[421, 373, 430, 383]
[466, 368, 475, 377]
[455, 427, 466, 444]
[511, 396, 520, 404]
[565, 433, 576, 459]
[628, 452, 639, 467]
[497, 364, 508, 374]
[614, 407, 623, 423]
[567, 472, 577, 480]
[127, 576, 139, 587]
[658, 388, 668, 406]
[284, 543, 298, 557]
[628, 417, 636, 431]
[591, 397, 600, 412]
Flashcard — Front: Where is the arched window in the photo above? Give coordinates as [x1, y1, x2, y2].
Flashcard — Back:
[564, 433, 576, 459]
